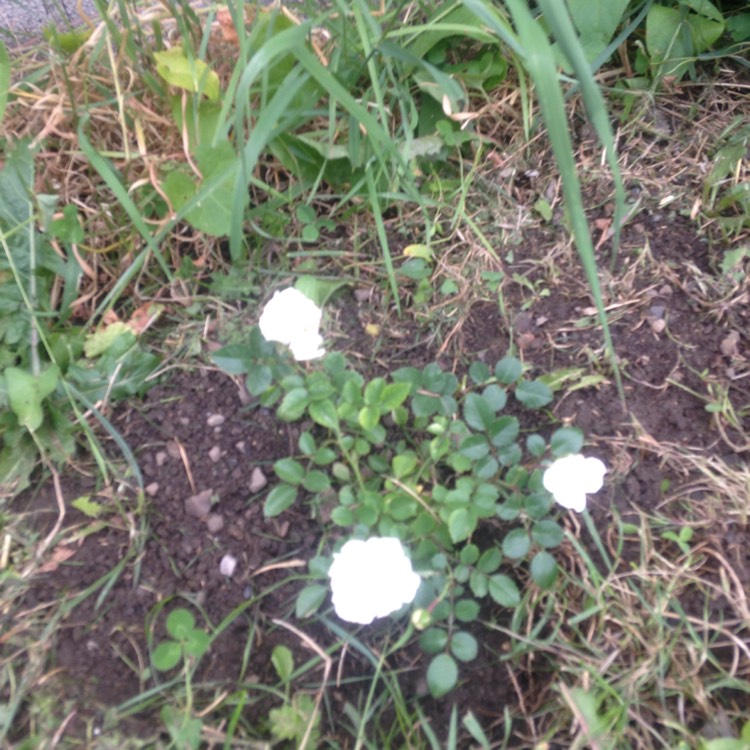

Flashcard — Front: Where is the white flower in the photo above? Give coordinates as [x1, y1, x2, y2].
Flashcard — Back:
[328, 538, 422, 625]
[543, 454, 606, 513]
[258, 288, 325, 361]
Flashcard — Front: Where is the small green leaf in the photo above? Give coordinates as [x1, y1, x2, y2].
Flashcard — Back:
[277, 387, 309, 421]
[246, 365, 273, 396]
[460, 544, 480, 565]
[469, 361, 491, 384]
[295, 583, 328, 618]
[427, 653, 459, 698]
[302, 470, 330, 493]
[183, 629, 210, 659]
[71, 495, 104, 518]
[264, 484, 297, 517]
[274, 458, 305, 485]
[526, 434, 546, 457]
[488, 415, 519, 448]
[153, 640, 182, 671]
[271, 645, 295, 684]
[502, 529, 531, 559]
[331, 506, 355, 526]
[495, 356, 522, 384]
[166, 608, 195, 639]
[309, 400, 339, 431]
[459, 434, 490, 460]
[392, 452, 418, 479]
[450, 631, 479, 662]
[515, 380, 554, 409]
[380, 381, 412, 411]
[488, 574, 520, 607]
[5, 365, 60, 431]
[154, 47, 220, 100]
[481, 384, 507, 411]
[477, 547, 502, 574]
[550, 426, 584, 456]
[470, 570, 489, 597]
[357, 405, 380, 431]
[449, 508, 477, 543]
[463, 393, 495, 431]
[454, 599, 480, 622]
[530, 551, 558, 589]
[419, 627, 449, 654]
[298, 432, 316, 455]
[532, 520, 564, 549]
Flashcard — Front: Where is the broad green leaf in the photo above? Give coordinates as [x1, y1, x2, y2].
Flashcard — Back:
[427, 653, 458, 698]
[298, 432, 316, 455]
[450, 631, 479, 662]
[494, 356, 522, 384]
[488, 574, 520, 607]
[184, 629, 210, 659]
[295, 583, 328, 618]
[154, 48, 220, 100]
[488, 415, 519, 447]
[481, 384, 507, 411]
[532, 520, 564, 548]
[5, 365, 59, 431]
[470, 570, 489, 597]
[469, 361, 491, 384]
[550, 426, 584, 456]
[264, 484, 297, 517]
[392, 452, 418, 479]
[277, 387, 309, 421]
[273, 458, 305, 485]
[515, 380, 554, 409]
[460, 544, 480, 566]
[419, 628, 449, 654]
[477, 547, 502, 574]
[526, 434, 547, 457]
[166, 608, 196, 639]
[448, 507, 477, 543]
[309, 400, 339, 431]
[302, 470, 330, 493]
[84, 322, 134, 358]
[459, 434, 490, 461]
[246, 365, 273, 396]
[363, 377, 386, 405]
[568, 0, 630, 64]
[357, 405, 380, 432]
[380, 382, 412, 411]
[502, 529, 531, 559]
[530, 551, 559, 589]
[454, 599, 480, 622]
[330, 506, 354, 526]
[153, 640, 182, 671]
[463, 393, 495, 431]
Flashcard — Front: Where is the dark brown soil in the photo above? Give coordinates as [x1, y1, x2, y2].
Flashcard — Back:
[11, 211, 750, 746]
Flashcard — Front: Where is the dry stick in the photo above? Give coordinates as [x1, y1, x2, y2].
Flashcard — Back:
[271, 618, 332, 750]
[34, 462, 66, 565]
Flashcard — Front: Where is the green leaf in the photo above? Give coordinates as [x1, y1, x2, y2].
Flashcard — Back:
[246, 365, 273, 396]
[532, 520, 564, 549]
[264, 484, 297, 517]
[448, 508, 477, 544]
[154, 48, 220, 100]
[5, 365, 59, 431]
[183, 629, 210, 659]
[469, 361, 491, 384]
[450, 631, 479, 662]
[488, 574, 521, 607]
[515, 380, 554, 409]
[488, 415, 519, 448]
[331, 506, 354, 526]
[530, 551, 558, 589]
[302, 470, 330, 493]
[550, 426, 584, 456]
[380, 381, 412, 411]
[459, 434, 490, 460]
[526, 434, 547, 457]
[463, 393, 495, 431]
[166, 608, 196, 639]
[481, 384, 507, 411]
[271, 645, 295, 684]
[477, 547, 503, 574]
[567, 0, 630, 64]
[357, 404, 380, 431]
[273, 458, 305, 485]
[419, 627, 449, 654]
[298, 431, 316, 455]
[427, 653, 459, 698]
[502, 529, 531, 559]
[277, 387, 309, 421]
[0, 41, 10, 125]
[460, 544, 480, 566]
[494, 356, 522, 384]
[295, 583, 328, 618]
[71, 495, 104, 518]
[454, 599, 480, 622]
[392, 452, 418, 479]
[153, 640, 182, 671]
[309, 400, 339, 431]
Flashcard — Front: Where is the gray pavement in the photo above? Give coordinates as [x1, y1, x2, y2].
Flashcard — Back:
[1, 0, 102, 45]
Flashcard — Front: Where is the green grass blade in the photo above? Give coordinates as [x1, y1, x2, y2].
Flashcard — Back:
[537, 0, 628, 268]
[465, 0, 625, 403]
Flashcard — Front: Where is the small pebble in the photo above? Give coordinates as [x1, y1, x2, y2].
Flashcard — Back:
[145, 482, 159, 497]
[248, 467, 267, 493]
[206, 513, 224, 533]
[208, 446, 222, 463]
[184, 489, 214, 518]
[207, 413, 225, 427]
[219, 554, 237, 577]
[155, 451, 168, 467]
[166, 441, 182, 460]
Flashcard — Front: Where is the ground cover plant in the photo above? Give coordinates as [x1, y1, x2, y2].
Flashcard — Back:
[1, 0, 750, 747]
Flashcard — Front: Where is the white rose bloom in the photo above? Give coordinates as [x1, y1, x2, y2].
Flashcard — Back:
[258, 288, 325, 361]
[543, 454, 606, 513]
[328, 538, 422, 625]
